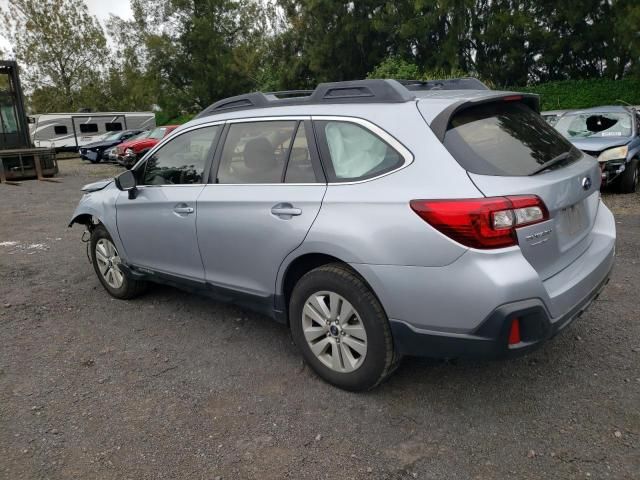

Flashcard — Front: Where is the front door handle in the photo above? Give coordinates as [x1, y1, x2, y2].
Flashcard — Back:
[173, 204, 194, 215]
[271, 203, 302, 218]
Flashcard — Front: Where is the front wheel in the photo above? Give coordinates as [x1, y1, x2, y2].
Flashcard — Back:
[90, 225, 146, 299]
[617, 157, 639, 193]
[289, 264, 399, 391]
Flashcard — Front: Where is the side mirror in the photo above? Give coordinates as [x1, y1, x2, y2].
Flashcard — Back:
[115, 170, 137, 198]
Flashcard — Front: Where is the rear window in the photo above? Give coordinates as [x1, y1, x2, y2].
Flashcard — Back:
[443, 102, 581, 176]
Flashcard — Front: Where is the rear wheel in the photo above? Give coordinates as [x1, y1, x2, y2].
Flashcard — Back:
[90, 225, 146, 299]
[617, 157, 639, 193]
[289, 263, 399, 391]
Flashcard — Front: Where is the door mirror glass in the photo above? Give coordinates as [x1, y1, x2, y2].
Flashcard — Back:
[115, 170, 137, 191]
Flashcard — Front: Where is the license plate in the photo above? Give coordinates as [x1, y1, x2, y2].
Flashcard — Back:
[561, 203, 586, 237]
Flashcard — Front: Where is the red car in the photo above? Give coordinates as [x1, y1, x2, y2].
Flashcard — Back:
[116, 125, 179, 168]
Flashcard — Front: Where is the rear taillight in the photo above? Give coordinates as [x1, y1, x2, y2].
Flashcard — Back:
[410, 195, 549, 249]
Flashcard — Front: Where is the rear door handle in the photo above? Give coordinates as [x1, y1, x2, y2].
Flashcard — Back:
[173, 204, 194, 215]
[271, 203, 302, 218]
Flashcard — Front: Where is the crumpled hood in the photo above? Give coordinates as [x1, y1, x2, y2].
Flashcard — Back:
[119, 138, 156, 151]
[569, 136, 631, 154]
[81, 178, 113, 192]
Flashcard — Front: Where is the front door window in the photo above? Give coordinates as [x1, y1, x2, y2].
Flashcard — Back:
[141, 125, 221, 185]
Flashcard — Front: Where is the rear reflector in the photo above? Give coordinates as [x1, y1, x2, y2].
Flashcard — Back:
[410, 195, 549, 249]
[508, 318, 521, 345]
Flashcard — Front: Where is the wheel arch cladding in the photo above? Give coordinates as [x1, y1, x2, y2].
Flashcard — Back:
[68, 213, 93, 228]
[279, 253, 387, 325]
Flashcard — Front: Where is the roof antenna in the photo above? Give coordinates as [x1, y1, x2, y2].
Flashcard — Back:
[615, 99, 632, 106]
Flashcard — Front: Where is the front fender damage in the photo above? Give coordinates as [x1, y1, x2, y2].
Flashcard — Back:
[68, 213, 94, 228]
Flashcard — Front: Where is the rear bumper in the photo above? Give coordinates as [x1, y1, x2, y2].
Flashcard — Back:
[352, 200, 616, 359]
[390, 270, 611, 359]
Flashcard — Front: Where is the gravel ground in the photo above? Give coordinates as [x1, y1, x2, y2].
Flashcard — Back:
[1, 159, 638, 480]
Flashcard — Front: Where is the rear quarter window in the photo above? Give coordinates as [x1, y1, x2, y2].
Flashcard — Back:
[443, 102, 581, 176]
[315, 120, 404, 182]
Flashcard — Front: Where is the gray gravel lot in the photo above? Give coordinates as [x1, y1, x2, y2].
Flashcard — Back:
[1, 159, 639, 479]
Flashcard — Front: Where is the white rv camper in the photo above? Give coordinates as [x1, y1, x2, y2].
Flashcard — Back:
[29, 112, 156, 151]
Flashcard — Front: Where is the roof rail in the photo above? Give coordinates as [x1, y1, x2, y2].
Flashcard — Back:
[194, 78, 486, 118]
[264, 90, 313, 99]
[397, 77, 489, 91]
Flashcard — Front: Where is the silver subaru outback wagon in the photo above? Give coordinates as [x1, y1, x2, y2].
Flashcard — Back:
[70, 79, 616, 391]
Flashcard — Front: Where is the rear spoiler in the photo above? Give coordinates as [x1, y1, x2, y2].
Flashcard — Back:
[429, 93, 540, 142]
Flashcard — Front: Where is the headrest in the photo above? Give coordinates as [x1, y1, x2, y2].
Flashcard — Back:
[244, 137, 276, 172]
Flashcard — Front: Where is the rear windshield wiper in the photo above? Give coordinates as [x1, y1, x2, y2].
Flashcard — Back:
[530, 151, 572, 175]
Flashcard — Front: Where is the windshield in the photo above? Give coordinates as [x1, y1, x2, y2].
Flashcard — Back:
[104, 132, 123, 141]
[555, 112, 632, 139]
[148, 127, 167, 140]
[129, 130, 150, 141]
[443, 102, 581, 176]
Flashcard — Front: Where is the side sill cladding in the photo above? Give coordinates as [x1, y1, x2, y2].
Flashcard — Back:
[120, 264, 285, 323]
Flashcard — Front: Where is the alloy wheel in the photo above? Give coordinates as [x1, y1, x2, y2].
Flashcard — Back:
[95, 238, 124, 289]
[301, 291, 368, 373]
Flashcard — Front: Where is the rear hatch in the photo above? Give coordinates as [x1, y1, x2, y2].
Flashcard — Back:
[425, 97, 601, 280]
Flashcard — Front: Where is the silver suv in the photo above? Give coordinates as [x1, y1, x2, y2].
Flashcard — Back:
[70, 79, 616, 391]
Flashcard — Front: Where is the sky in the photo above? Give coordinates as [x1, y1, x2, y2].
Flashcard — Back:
[0, 0, 134, 53]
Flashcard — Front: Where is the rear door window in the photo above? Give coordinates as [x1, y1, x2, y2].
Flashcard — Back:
[443, 102, 581, 176]
[285, 123, 316, 183]
[216, 121, 296, 184]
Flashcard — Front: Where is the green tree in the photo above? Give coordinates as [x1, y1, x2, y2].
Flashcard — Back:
[367, 56, 422, 79]
[130, 0, 267, 118]
[272, 0, 392, 87]
[612, 0, 640, 76]
[0, 0, 108, 112]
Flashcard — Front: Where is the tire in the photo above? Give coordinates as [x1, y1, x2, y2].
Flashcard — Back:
[289, 263, 399, 391]
[617, 157, 639, 194]
[90, 224, 147, 299]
